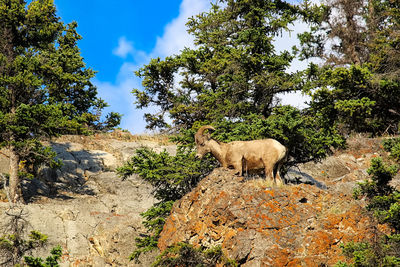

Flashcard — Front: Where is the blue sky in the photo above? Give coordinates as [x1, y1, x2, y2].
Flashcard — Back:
[53, 0, 309, 134]
[53, 0, 211, 134]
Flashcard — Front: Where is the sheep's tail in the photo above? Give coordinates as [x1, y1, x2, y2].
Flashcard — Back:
[283, 146, 289, 163]
[277, 145, 288, 163]
[274, 146, 288, 182]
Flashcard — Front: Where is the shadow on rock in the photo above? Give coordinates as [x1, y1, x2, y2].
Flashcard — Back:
[285, 167, 328, 189]
[240, 167, 327, 190]
[21, 142, 116, 202]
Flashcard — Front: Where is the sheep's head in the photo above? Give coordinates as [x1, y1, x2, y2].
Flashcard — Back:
[194, 125, 215, 158]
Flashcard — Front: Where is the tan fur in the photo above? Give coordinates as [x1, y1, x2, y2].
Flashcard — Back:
[195, 125, 287, 185]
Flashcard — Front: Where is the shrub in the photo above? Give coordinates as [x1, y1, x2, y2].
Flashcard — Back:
[338, 157, 400, 266]
[203, 106, 345, 169]
[382, 138, 400, 161]
[24, 245, 62, 267]
[0, 208, 62, 266]
[117, 147, 216, 262]
[152, 242, 237, 267]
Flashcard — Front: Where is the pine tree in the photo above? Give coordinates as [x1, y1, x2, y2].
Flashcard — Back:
[133, 0, 304, 131]
[298, 0, 400, 134]
[0, 0, 120, 203]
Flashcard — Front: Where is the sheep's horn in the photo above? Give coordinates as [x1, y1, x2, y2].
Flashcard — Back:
[195, 125, 215, 142]
[196, 125, 215, 136]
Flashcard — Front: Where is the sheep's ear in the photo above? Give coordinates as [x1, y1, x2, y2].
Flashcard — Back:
[195, 136, 204, 144]
[204, 129, 213, 140]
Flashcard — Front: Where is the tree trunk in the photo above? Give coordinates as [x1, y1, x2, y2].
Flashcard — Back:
[9, 147, 21, 203]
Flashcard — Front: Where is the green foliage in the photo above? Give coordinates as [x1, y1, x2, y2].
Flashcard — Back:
[117, 147, 216, 201]
[339, 157, 400, 266]
[24, 245, 62, 267]
[354, 158, 399, 230]
[117, 147, 216, 261]
[298, 0, 400, 135]
[336, 238, 400, 267]
[305, 65, 385, 134]
[382, 138, 400, 161]
[0, 230, 47, 256]
[0, 208, 62, 266]
[128, 201, 174, 262]
[152, 242, 237, 267]
[133, 0, 308, 131]
[336, 242, 377, 267]
[0, 229, 51, 266]
[334, 98, 376, 132]
[354, 158, 398, 200]
[0, 0, 121, 202]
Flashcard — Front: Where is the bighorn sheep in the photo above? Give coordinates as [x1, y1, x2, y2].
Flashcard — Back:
[195, 125, 287, 185]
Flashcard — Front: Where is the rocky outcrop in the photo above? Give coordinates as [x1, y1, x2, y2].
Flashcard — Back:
[158, 166, 385, 266]
[158, 138, 394, 266]
[0, 135, 176, 266]
[159, 137, 400, 266]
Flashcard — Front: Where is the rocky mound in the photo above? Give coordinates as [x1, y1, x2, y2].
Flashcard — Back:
[158, 168, 381, 266]
[158, 138, 395, 267]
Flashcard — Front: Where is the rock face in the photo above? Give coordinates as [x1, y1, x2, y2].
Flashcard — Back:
[0, 135, 176, 266]
[0, 134, 394, 266]
[158, 167, 382, 266]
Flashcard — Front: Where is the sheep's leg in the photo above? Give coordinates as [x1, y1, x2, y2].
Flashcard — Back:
[265, 167, 274, 183]
[275, 172, 283, 186]
[232, 166, 242, 175]
[228, 155, 244, 176]
[242, 157, 248, 177]
[230, 160, 243, 176]
[264, 164, 274, 182]
[262, 160, 275, 184]
[274, 162, 284, 186]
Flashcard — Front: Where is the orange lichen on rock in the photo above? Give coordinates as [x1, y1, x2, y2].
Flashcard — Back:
[158, 168, 381, 265]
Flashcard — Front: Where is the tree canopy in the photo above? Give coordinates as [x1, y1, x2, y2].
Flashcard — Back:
[134, 0, 306, 131]
[299, 0, 400, 134]
[0, 0, 121, 203]
[133, 0, 345, 166]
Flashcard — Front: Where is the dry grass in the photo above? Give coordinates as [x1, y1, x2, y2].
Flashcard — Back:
[104, 130, 172, 144]
[95, 130, 170, 145]
[126, 134, 171, 145]
[246, 177, 284, 189]
[54, 129, 173, 146]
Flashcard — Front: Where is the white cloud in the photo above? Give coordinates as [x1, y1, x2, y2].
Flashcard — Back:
[273, 21, 314, 108]
[94, 65, 148, 133]
[113, 36, 134, 59]
[152, 0, 211, 57]
[97, 0, 211, 134]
